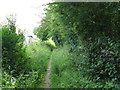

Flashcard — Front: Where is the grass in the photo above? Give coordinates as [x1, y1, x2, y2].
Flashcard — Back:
[50, 45, 97, 88]
[50, 44, 71, 88]
[2, 40, 119, 88]
[2, 40, 51, 88]
[25, 40, 51, 88]
[50, 44, 120, 88]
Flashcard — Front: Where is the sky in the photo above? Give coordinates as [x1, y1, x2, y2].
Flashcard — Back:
[0, 0, 53, 36]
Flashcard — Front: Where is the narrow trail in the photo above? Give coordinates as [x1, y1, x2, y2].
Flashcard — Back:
[44, 60, 51, 88]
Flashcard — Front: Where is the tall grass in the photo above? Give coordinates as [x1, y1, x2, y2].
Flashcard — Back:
[26, 41, 51, 70]
[50, 44, 119, 88]
[2, 40, 51, 88]
[50, 45, 95, 88]
[50, 45, 71, 88]
[25, 40, 51, 87]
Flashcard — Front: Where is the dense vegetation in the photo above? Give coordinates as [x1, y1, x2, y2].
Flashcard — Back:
[1, 2, 120, 89]
[1, 16, 51, 88]
[34, 2, 120, 88]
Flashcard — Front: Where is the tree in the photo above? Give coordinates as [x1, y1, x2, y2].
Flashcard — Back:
[34, 2, 120, 81]
[2, 15, 27, 76]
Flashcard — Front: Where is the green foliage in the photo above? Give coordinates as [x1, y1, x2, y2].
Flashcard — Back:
[16, 70, 44, 88]
[26, 41, 51, 71]
[50, 46, 120, 88]
[1, 16, 52, 88]
[25, 41, 51, 86]
[50, 45, 71, 87]
[34, 2, 119, 45]
[2, 71, 17, 88]
[88, 37, 120, 81]
[2, 2, 120, 88]
[2, 70, 43, 88]
[2, 39, 51, 88]
[45, 37, 56, 51]
[34, 2, 120, 88]
[2, 24, 27, 76]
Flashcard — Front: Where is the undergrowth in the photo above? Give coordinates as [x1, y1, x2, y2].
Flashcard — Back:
[50, 44, 120, 88]
[2, 41, 51, 88]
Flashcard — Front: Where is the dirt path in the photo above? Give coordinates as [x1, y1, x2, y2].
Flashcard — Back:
[44, 60, 51, 88]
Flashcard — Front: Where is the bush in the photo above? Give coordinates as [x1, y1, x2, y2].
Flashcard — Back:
[88, 37, 120, 82]
[2, 71, 17, 88]
[2, 24, 27, 76]
[2, 40, 51, 88]
[1, 70, 43, 88]
[50, 43, 120, 88]
[50, 45, 101, 88]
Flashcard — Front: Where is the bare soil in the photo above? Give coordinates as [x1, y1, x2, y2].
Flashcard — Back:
[44, 60, 51, 88]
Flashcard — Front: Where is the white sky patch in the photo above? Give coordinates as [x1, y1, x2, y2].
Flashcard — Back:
[0, 0, 53, 36]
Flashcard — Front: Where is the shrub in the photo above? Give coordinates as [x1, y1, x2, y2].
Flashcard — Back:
[1, 71, 43, 88]
[2, 24, 27, 76]
[88, 37, 120, 82]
